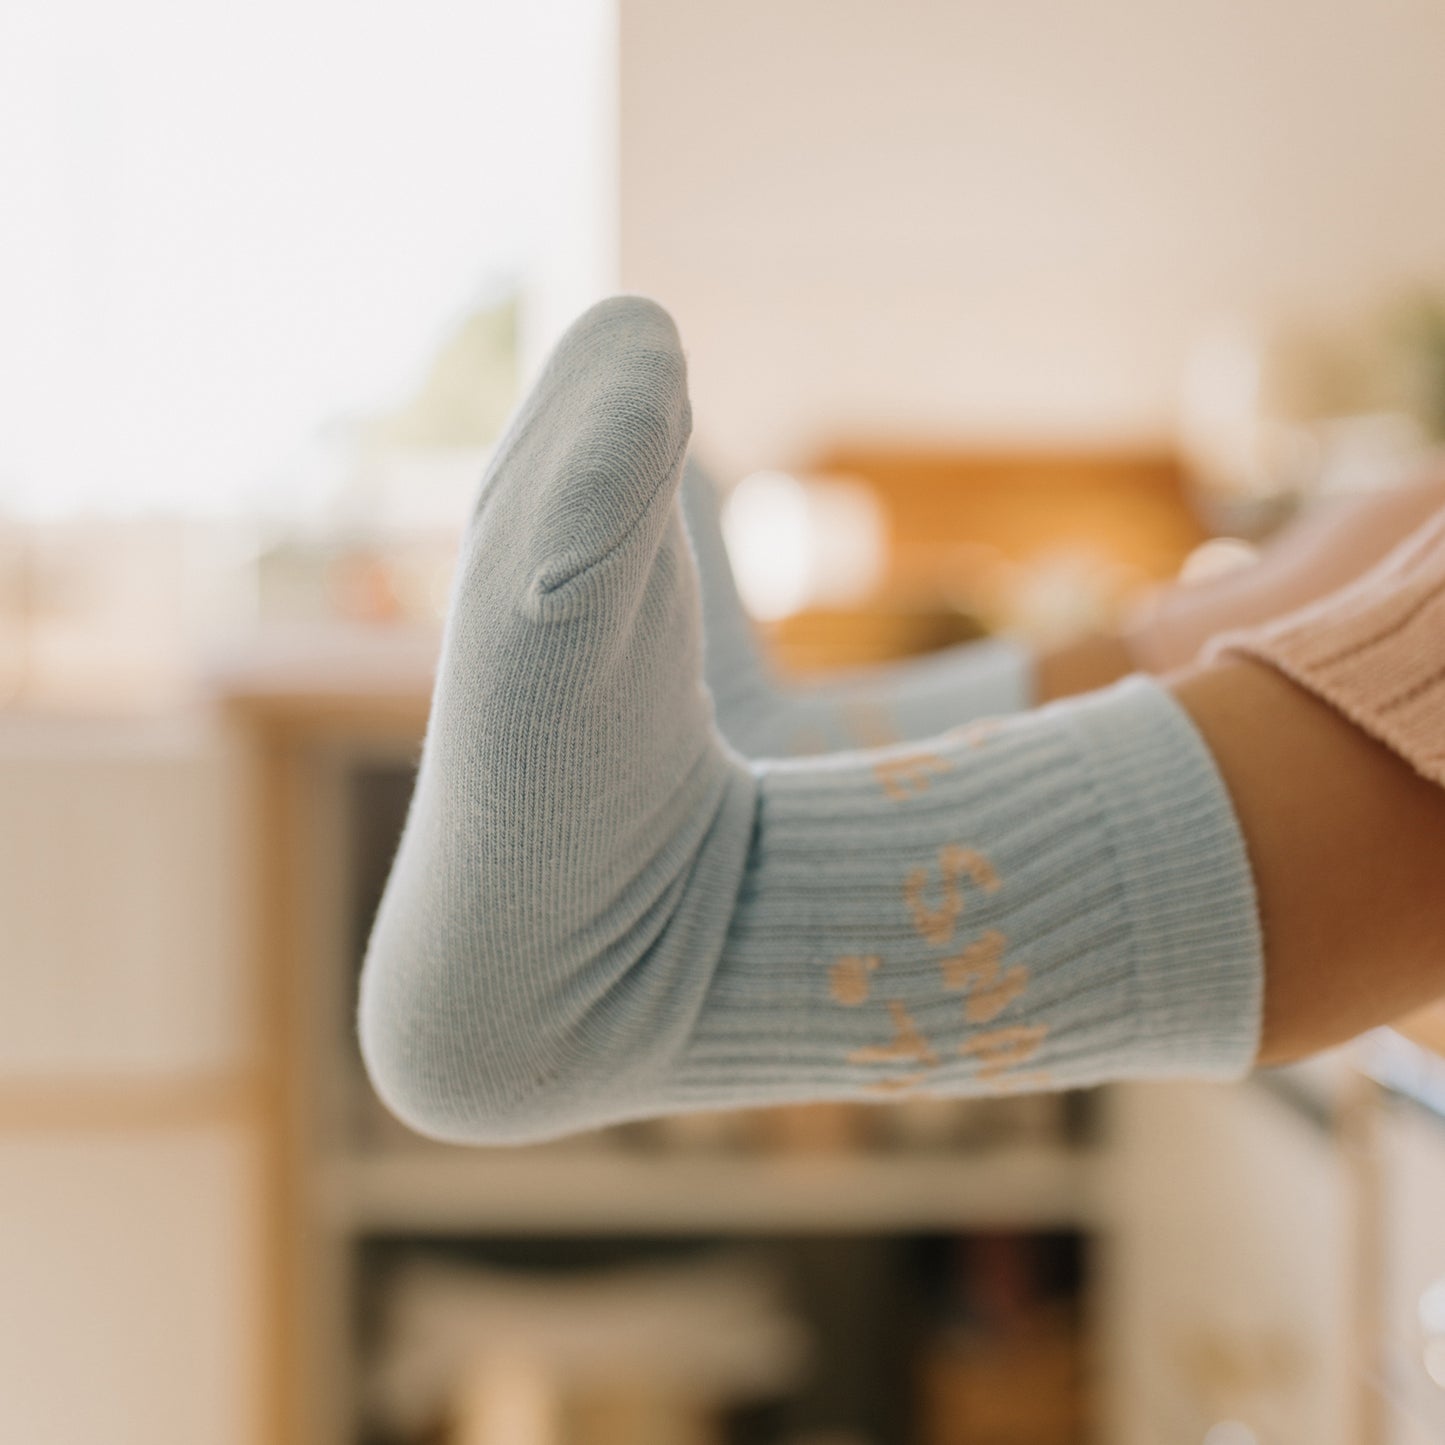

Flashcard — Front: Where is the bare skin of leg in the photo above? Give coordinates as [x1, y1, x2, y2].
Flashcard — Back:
[1169, 658, 1445, 1065]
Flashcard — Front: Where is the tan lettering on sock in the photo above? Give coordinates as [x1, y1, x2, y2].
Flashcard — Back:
[904, 864, 962, 946]
[829, 955, 880, 1006]
[939, 930, 1029, 1023]
[848, 999, 940, 1068]
[960, 1024, 1048, 1080]
[940, 930, 1008, 990]
[904, 845, 1001, 945]
[940, 844, 1001, 895]
[873, 750, 952, 801]
[965, 965, 1030, 1024]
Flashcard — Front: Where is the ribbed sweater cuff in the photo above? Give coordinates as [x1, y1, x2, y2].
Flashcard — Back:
[1060, 679, 1264, 1078]
[1209, 509, 1445, 789]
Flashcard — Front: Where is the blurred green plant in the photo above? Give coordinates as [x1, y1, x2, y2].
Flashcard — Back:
[372, 291, 520, 449]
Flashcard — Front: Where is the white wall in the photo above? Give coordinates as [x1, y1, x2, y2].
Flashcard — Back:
[619, 0, 1445, 476]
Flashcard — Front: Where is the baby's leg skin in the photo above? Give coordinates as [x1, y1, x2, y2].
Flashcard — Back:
[359, 297, 1263, 1146]
[680, 457, 1033, 757]
[1177, 658, 1445, 1065]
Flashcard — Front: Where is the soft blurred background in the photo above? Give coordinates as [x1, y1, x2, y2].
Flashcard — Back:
[4, 3, 1445, 1443]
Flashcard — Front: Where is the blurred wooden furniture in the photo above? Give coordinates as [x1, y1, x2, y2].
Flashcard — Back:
[212, 622, 1445, 1445]
[216, 628, 1098, 1445]
[0, 718, 261, 1445]
[766, 448, 1206, 675]
[812, 446, 1205, 594]
[216, 629, 434, 1445]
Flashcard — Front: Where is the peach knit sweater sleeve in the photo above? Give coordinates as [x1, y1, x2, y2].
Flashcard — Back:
[1211, 505, 1445, 789]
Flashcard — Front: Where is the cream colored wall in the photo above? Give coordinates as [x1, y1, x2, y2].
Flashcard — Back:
[619, 0, 1445, 476]
[0, 720, 250, 1077]
[0, 721, 259, 1445]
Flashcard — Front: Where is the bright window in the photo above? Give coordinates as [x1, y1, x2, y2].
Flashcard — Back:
[0, 0, 615, 519]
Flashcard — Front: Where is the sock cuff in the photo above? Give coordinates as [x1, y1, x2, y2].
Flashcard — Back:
[1058, 677, 1264, 1079]
[686, 674, 1264, 1108]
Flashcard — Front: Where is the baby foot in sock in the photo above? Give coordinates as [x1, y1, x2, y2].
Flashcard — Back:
[360, 296, 756, 1141]
[362, 297, 1264, 1147]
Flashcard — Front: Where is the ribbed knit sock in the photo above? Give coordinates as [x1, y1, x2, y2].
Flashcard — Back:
[359, 297, 1263, 1146]
[680, 455, 1032, 757]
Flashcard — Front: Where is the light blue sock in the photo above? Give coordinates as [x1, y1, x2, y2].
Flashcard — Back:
[680, 456, 1032, 757]
[359, 297, 1263, 1146]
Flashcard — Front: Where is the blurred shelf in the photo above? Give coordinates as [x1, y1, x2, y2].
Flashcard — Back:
[318, 1139, 1101, 1236]
[210, 623, 436, 738]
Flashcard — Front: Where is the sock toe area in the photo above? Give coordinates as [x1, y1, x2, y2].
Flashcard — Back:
[474, 294, 693, 601]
